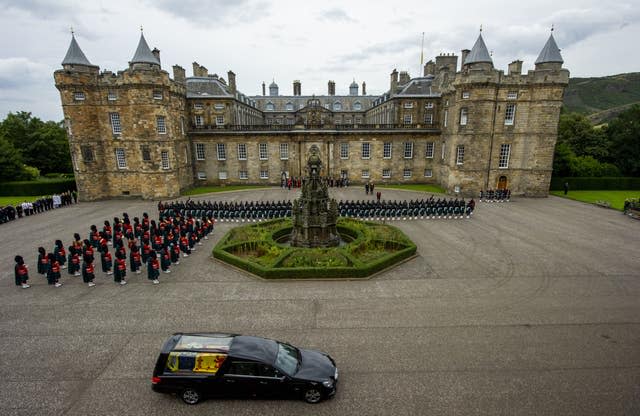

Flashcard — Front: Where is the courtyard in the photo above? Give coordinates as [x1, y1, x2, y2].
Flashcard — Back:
[0, 187, 638, 415]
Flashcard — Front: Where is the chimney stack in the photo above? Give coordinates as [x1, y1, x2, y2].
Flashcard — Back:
[390, 69, 398, 95]
[172, 65, 185, 83]
[424, 60, 436, 76]
[461, 49, 470, 66]
[328, 80, 335, 96]
[262, 81, 266, 96]
[192, 62, 208, 77]
[362, 81, 366, 95]
[508, 60, 523, 75]
[152, 48, 161, 66]
[399, 71, 410, 85]
[293, 80, 301, 96]
[227, 70, 236, 94]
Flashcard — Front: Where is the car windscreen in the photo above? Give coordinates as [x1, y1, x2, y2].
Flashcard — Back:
[275, 342, 299, 376]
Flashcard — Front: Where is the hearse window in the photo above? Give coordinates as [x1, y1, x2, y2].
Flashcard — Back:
[226, 361, 259, 376]
[165, 352, 227, 374]
[258, 364, 283, 378]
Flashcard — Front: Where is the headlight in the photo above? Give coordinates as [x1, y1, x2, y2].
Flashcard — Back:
[322, 380, 334, 388]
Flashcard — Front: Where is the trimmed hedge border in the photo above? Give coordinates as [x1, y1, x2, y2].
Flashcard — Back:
[0, 179, 76, 196]
[213, 218, 417, 279]
[550, 177, 640, 191]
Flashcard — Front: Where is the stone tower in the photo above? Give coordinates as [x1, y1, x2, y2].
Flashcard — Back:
[290, 146, 340, 248]
[54, 31, 192, 201]
[438, 31, 569, 196]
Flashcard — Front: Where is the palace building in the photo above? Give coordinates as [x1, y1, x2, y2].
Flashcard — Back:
[55, 30, 569, 201]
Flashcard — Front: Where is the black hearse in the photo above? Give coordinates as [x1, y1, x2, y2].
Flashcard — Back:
[151, 333, 338, 405]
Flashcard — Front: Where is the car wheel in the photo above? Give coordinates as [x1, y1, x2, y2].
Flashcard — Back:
[181, 388, 201, 405]
[303, 387, 323, 404]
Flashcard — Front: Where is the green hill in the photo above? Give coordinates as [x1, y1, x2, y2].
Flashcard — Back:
[563, 72, 640, 123]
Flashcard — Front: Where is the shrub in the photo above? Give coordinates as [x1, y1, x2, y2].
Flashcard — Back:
[0, 178, 76, 196]
[550, 177, 640, 191]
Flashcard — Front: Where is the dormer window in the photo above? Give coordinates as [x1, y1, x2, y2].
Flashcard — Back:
[265, 102, 275, 111]
[353, 102, 362, 111]
[333, 101, 342, 111]
[74, 92, 85, 101]
[153, 90, 163, 100]
[285, 102, 294, 111]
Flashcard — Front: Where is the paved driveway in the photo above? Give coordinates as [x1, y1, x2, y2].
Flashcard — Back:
[0, 188, 638, 416]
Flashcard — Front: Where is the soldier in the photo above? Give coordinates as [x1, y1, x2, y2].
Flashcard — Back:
[46, 253, 62, 287]
[160, 246, 171, 274]
[68, 245, 81, 276]
[102, 220, 113, 245]
[170, 243, 181, 265]
[101, 246, 113, 275]
[130, 244, 142, 274]
[179, 232, 190, 257]
[53, 240, 66, 269]
[37, 247, 49, 276]
[82, 260, 96, 287]
[83, 240, 95, 263]
[147, 250, 160, 284]
[14, 255, 30, 288]
[113, 254, 127, 285]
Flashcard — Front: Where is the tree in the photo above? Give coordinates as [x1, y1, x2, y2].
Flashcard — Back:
[606, 105, 640, 176]
[0, 112, 72, 175]
[557, 113, 610, 160]
[0, 135, 26, 181]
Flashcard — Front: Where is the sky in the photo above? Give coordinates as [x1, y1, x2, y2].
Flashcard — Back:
[1, 0, 639, 121]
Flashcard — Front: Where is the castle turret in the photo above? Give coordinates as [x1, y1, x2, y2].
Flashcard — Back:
[535, 32, 564, 71]
[61, 32, 98, 72]
[463, 33, 493, 70]
[130, 31, 161, 70]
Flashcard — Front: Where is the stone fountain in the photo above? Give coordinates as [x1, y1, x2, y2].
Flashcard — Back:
[290, 145, 340, 247]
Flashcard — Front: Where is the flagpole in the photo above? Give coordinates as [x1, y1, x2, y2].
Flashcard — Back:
[420, 32, 425, 74]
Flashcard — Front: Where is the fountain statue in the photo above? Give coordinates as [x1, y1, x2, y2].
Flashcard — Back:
[290, 145, 340, 247]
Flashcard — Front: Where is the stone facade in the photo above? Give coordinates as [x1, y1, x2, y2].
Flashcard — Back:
[55, 32, 568, 200]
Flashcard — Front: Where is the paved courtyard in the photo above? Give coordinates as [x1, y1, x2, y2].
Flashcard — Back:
[0, 187, 638, 416]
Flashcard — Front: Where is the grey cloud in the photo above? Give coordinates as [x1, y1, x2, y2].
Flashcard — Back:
[319, 8, 357, 23]
[148, 0, 270, 26]
[0, 0, 72, 18]
[0, 57, 51, 89]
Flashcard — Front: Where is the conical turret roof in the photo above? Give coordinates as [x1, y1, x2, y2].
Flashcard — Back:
[131, 32, 160, 65]
[464, 33, 493, 65]
[61, 33, 93, 66]
[535, 33, 563, 64]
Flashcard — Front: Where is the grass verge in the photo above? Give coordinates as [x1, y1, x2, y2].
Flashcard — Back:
[550, 190, 640, 211]
[377, 184, 446, 194]
[183, 185, 271, 196]
[0, 196, 42, 206]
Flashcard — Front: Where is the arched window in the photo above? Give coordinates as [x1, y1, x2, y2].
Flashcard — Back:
[333, 101, 342, 111]
[353, 101, 362, 111]
[265, 102, 275, 111]
[285, 102, 294, 111]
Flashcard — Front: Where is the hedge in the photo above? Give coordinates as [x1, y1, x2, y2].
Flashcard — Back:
[213, 218, 417, 279]
[0, 179, 77, 196]
[550, 177, 640, 191]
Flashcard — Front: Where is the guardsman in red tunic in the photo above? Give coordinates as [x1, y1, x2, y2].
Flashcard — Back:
[83, 240, 95, 263]
[68, 245, 81, 276]
[153, 234, 163, 252]
[160, 246, 171, 273]
[14, 255, 30, 288]
[170, 243, 180, 265]
[101, 248, 113, 275]
[114, 256, 127, 285]
[179, 233, 190, 257]
[82, 260, 96, 287]
[130, 244, 142, 274]
[54, 240, 66, 269]
[103, 220, 112, 245]
[89, 225, 100, 249]
[47, 253, 62, 287]
[147, 251, 160, 284]
[37, 247, 49, 275]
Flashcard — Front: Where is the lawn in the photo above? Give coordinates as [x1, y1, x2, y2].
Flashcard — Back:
[0, 196, 42, 206]
[550, 190, 640, 211]
[377, 183, 446, 194]
[182, 185, 270, 196]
